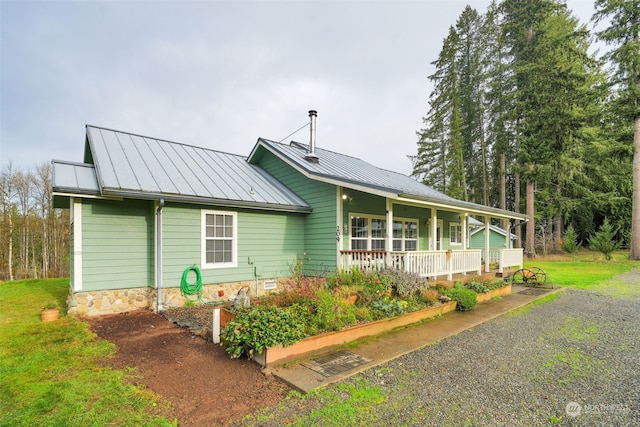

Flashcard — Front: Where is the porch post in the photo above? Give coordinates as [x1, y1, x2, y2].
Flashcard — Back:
[484, 216, 491, 273]
[386, 199, 393, 267]
[462, 214, 467, 249]
[506, 220, 511, 249]
[431, 208, 438, 251]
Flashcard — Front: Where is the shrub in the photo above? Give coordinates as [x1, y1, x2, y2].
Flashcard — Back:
[589, 218, 621, 260]
[464, 277, 508, 293]
[221, 305, 306, 359]
[443, 286, 477, 311]
[379, 268, 430, 298]
[561, 225, 581, 254]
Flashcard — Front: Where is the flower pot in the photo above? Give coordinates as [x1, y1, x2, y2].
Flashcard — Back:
[41, 308, 60, 322]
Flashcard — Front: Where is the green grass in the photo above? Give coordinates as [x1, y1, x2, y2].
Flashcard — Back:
[0, 279, 176, 426]
[524, 250, 640, 293]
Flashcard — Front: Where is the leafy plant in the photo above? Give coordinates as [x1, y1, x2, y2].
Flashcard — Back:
[221, 305, 306, 359]
[43, 300, 59, 309]
[464, 277, 508, 293]
[589, 218, 621, 260]
[442, 286, 477, 311]
[371, 297, 407, 319]
[379, 268, 430, 298]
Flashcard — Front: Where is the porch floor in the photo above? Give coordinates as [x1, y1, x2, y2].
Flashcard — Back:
[429, 268, 517, 288]
[269, 284, 564, 392]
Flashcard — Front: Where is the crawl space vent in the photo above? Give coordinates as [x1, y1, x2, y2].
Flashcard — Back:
[263, 280, 277, 290]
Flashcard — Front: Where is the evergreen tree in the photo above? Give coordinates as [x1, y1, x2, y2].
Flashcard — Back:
[593, 0, 640, 259]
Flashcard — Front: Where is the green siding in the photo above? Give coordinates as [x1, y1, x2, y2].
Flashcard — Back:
[257, 152, 337, 274]
[161, 203, 305, 287]
[81, 199, 154, 291]
[470, 227, 511, 249]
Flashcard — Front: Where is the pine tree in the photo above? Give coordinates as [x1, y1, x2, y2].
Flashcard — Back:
[593, 0, 640, 259]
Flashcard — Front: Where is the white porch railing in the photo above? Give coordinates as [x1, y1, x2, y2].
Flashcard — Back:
[499, 248, 524, 274]
[340, 249, 485, 280]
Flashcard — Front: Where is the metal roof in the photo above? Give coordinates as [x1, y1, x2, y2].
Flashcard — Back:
[250, 138, 528, 220]
[51, 160, 100, 195]
[52, 126, 312, 212]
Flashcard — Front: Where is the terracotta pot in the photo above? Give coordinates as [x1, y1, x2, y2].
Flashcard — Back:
[41, 308, 60, 322]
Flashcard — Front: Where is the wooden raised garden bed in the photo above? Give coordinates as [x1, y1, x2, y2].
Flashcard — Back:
[475, 284, 512, 303]
[221, 301, 457, 368]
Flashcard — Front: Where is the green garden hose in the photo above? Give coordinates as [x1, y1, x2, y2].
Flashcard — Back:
[180, 266, 224, 305]
[180, 265, 203, 302]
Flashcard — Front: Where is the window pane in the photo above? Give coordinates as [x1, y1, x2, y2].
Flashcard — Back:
[406, 241, 417, 251]
[406, 221, 417, 239]
[372, 240, 385, 251]
[351, 240, 367, 250]
[393, 221, 403, 238]
[351, 217, 367, 238]
[393, 240, 402, 251]
[371, 219, 385, 238]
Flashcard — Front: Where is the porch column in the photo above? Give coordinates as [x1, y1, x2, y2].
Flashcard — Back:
[506, 220, 511, 249]
[462, 214, 467, 249]
[484, 216, 491, 273]
[431, 208, 437, 251]
[386, 199, 393, 258]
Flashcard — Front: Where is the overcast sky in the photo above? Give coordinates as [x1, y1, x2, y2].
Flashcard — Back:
[1, 0, 599, 176]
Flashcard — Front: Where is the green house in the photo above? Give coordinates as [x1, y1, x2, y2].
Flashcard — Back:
[53, 112, 527, 316]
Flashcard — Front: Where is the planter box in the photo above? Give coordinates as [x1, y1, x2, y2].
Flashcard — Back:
[252, 301, 457, 368]
[475, 284, 512, 303]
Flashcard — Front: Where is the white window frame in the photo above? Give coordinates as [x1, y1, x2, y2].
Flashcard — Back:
[450, 222, 463, 246]
[349, 213, 387, 251]
[392, 217, 419, 252]
[201, 210, 238, 269]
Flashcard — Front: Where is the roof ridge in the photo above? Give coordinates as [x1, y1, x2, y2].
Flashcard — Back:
[86, 125, 248, 160]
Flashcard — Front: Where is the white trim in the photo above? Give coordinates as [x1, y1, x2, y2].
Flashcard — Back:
[337, 187, 343, 267]
[449, 222, 463, 246]
[72, 198, 83, 291]
[201, 210, 238, 269]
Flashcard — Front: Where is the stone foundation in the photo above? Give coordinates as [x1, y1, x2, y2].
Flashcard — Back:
[67, 278, 288, 317]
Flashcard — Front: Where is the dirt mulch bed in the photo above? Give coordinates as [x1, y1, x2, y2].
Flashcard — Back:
[86, 309, 289, 426]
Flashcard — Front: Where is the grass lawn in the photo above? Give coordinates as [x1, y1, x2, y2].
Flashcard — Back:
[0, 278, 175, 427]
[524, 249, 640, 298]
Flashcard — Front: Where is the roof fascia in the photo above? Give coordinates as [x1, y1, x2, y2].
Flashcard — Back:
[100, 188, 312, 213]
[395, 195, 528, 221]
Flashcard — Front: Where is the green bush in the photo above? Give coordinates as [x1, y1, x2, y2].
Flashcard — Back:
[589, 218, 621, 260]
[443, 286, 477, 311]
[221, 305, 306, 359]
[379, 268, 430, 298]
[561, 225, 581, 254]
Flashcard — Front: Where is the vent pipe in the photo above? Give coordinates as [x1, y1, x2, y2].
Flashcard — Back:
[305, 110, 319, 164]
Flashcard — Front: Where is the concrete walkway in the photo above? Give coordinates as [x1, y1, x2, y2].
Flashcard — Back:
[269, 285, 564, 392]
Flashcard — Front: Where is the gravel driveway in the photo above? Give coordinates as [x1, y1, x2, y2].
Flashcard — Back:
[237, 286, 639, 426]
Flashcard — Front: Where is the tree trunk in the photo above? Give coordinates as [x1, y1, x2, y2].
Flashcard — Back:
[631, 115, 640, 259]
[499, 153, 507, 231]
[8, 214, 13, 281]
[526, 168, 535, 256]
[515, 171, 522, 248]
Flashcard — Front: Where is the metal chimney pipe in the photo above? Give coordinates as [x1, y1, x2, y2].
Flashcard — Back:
[305, 110, 319, 163]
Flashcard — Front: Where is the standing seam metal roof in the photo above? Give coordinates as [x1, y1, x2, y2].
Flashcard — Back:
[63, 126, 312, 211]
[252, 138, 527, 220]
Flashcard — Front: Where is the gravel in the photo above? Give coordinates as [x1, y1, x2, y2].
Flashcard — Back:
[235, 287, 640, 426]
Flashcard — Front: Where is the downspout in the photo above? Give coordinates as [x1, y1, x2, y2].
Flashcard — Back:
[156, 199, 165, 312]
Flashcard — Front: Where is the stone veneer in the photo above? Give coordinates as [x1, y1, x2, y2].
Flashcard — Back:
[67, 279, 288, 317]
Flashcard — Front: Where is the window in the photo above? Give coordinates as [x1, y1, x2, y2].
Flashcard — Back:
[202, 210, 237, 268]
[350, 215, 418, 251]
[450, 222, 462, 245]
[393, 219, 418, 251]
[350, 215, 386, 251]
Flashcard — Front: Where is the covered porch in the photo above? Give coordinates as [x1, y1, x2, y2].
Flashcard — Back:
[339, 248, 523, 280]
